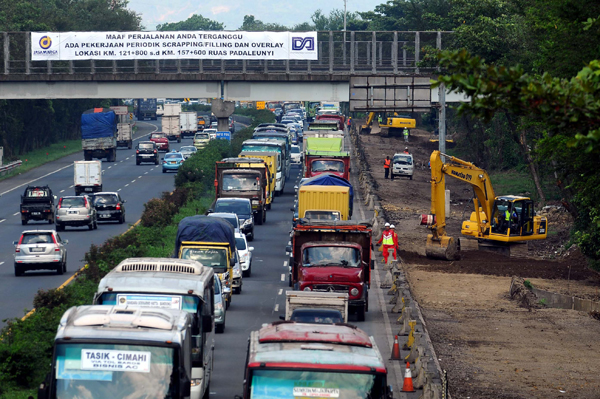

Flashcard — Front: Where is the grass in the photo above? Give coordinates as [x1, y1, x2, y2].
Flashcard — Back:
[0, 139, 82, 182]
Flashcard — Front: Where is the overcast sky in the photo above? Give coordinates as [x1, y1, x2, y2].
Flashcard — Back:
[127, 0, 382, 30]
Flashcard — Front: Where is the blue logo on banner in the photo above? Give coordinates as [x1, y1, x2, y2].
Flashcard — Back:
[216, 131, 231, 141]
[292, 37, 315, 51]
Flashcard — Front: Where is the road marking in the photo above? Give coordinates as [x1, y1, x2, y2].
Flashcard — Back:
[138, 176, 142, 179]
[283, 261, 287, 267]
[125, 184, 129, 187]
[280, 273, 285, 281]
[120, 160, 123, 163]
[274, 304, 279, 312]
[13, 212, 20, 216]
[285, 252, 289, 256]
[131, 180, 136, 183]
[118, 188, 122, 191]
[69, 185, 74, 188]
[59, 189, 65, 193]
[278, 289, 283, 295]
[0, 219, 5, 223]
[108, 166, 112, 169]
[0, 262, 4, 266]
[144, 172, 148, 175]
[133, 122, 158, 141]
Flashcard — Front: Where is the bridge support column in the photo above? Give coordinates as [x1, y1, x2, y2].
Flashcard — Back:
[212, 99, 235, 132]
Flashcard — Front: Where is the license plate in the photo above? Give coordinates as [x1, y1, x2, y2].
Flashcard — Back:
[30, 248, 44, 252]
[100, 214, 111, 218]
[141, 154, 151, 157]
[169, 162, 176, 164]
[85, 188, 92, 191]
[67, 210, 78, 214]
[32, 212, 40, 215]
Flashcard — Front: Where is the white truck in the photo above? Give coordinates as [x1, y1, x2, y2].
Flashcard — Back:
[162, 116, 181, 142]
[180, 111, 198, 138]
[163, 103, 182, 117]
[284, 291, 349, 323]
[116, 122, 133, 149]
[74, 160, 102, 196]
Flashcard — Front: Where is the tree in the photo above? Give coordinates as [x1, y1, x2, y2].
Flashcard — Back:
[157, 14, 224, 31]
[310, 9, 366, 31]
[238, 15, 288, 31]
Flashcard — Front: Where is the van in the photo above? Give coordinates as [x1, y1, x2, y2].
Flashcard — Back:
[392, 153, 414, 180]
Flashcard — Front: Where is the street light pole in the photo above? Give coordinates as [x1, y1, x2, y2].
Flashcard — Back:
[343, 0, 347, 31]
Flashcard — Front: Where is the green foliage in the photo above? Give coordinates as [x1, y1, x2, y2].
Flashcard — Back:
[157, 14, 224, 31]
[523, 279, 533, 289]
[239, 15, 288, 31]
[175, 140, 232, 189]
[310, 9, 366, 31]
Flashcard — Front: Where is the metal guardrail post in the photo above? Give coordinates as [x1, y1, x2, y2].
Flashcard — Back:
[69, 60, 74, 74]
[112, 60, 117, 74]
[286, 59, 290, 74]
[134, 59, 138, 74]
[177, 59, 182, 73]
[415, 31, 420, 74]
[350, 31, 355, 74]
[403, 46, 407, 67]
[47, 60, 52, 74]
[393, 31, 398, 74]
[25, 33, 30, 75]
[264, 58, 268, 73]
[242, 59, 246, 74]
[156, 59, 160, 74]
[4, 32, 9, 74]
[90, 59, 95, 74]
[198, 59, 203, 73]
[220, 59, 224, 74]
[328, 31, 334, 74]
[307, 59, 311, 73]
[371, 31, 376, 74]
[378, 41, 382, 66]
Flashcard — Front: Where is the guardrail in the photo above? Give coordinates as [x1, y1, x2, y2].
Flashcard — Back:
[0, 160, 22, 175]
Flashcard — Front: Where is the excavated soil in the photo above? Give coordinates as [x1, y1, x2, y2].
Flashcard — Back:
[358, 127, 600, 398]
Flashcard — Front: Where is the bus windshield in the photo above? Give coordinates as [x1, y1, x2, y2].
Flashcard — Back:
[180, 247, 227, 273]
[54, 343, 176, 399]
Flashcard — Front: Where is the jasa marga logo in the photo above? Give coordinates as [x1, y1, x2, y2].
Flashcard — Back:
[34, 35, 58, 56]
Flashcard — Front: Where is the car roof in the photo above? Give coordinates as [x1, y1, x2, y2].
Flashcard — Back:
[216, 197, 251, 203]
[21, 230, 56, 234]
[209, 212, 239, 218]
[139, 141, 155, 144]
[92, 192, 119, 196]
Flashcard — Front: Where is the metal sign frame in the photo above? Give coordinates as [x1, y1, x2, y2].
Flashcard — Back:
[349, 76, 432, 112]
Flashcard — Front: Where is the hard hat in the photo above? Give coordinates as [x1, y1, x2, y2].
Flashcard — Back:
[390, 224, 395, 229]
[405, 147, 408, 150]
[384, 222, 390, 227]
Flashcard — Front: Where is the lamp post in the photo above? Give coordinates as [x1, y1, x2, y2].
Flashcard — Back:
[343, 0, 347, 31]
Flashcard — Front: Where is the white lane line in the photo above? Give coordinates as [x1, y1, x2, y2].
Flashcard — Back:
[125, 184, 129, 187]
[138, 176, 142, 179]
[278, 289, 283, 295]
[119, 160, 123, 163]
[0, 219, 5, 223]
[274, 304, 279, 312]
[283, 261, 288, 267]
[133, 122, 158, 141]
[0, 163, 72, 196]
[131, 180, 136, 183]
[60, 189, 65, 193]
[144, 172, 148, 175]
[69, 185, 74, 188]
[285, 252, 289, 256]
[280, 273, 285, 281]
[108, 166, 112, 169]
[0, 262, 4, 266]
[13, 212, 20, 216]
[118, 188, 122, 191]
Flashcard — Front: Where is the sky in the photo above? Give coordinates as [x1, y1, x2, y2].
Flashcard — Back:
[126, 0, 383, 31]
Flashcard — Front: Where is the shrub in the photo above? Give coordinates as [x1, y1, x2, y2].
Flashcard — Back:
[141, 197, 177, 228]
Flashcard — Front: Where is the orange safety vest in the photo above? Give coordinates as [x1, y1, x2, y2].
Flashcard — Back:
[384, 159, 391, 168]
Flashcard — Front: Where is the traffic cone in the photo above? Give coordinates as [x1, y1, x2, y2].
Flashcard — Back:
[391, 335, 401, 360]
[401, 362, 415, 392]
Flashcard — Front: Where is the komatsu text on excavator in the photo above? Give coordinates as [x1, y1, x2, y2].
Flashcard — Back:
[424, 151, 548, 260]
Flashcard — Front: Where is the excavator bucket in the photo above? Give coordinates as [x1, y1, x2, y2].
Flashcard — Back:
[426, 234, 460, 260]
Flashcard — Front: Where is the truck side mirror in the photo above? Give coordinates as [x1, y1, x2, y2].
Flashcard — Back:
[179, 370, 191, 396]
[290, 207, 294, 212]
[202, 315, 213, 333]
[64, 240, 69, 244]
[285, 245, 292, 253]
[230, 258, 235, 267]
[279, 315, 285, 320]
[249, 247, 254, 252]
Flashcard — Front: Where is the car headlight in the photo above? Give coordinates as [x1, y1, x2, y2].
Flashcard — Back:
[350, 287, 359, 296]
[215, 301, 223, 311]
[242, 218, 252, 227]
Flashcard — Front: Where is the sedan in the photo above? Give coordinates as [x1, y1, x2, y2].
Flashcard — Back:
[179, 146, 197, 159]
[91, 192, 126, 224]
[236, 232, 254, 277]
[162, 151, 185, 173]
[149, 132, 170, 152]
[214, 277, 226, 333]
[13, 230, 68, 276]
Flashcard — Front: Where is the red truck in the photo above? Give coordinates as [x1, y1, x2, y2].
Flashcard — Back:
[305, 150, 351, 180]
[286, 220, 373, 321]
[316, 114, 345, 130]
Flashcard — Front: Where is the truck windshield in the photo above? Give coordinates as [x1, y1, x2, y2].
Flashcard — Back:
[54, 343, 176, 399]
[393, 155, 412, 165]
[222, 174, 260, 191]
[250, 370, 384, 399]
[311, 160, 344, 173]
[303, 247, 360, 267]
[180, 247, 227, 273]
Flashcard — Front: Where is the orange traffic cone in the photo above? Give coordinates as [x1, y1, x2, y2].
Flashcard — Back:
[401, 362, 415, 392]
[391, 335, 401, 360]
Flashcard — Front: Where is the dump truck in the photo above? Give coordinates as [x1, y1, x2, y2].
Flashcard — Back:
[37, 306, 196, 399]
[304, 150, 350, 180]
[73, 160, 102, 196]
[286, 219, 373, 320]
[238, 151, 278, 209]
[93, 257, 215, 399]
[81, 108, 117, 162]
[215, 158, 270, 224]
[175, 215, 236, 308]
[241, 322, 391, 399]
[297, 185, 351, 221]
[283, 291, 349, 322]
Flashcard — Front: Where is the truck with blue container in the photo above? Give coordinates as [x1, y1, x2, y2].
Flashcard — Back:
[81, 109, 117, 162]
[137, 98, 157, 120]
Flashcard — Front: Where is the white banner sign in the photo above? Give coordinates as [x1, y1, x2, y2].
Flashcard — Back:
[81, 349, 151, 373]
[116, 294, 182, 309]
[31, 31, 318, 61]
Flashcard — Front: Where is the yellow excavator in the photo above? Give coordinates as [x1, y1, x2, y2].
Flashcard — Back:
[424, 151, 548, 260]
[361, 112, 416, 135]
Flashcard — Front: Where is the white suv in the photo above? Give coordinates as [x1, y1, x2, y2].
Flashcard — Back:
[392, 153, 414, 180]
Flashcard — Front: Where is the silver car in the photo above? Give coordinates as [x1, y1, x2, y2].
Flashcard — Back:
[214, 276, 226, 333]
[55, 195, 97, 231]
[179, 146, 197, 159]
[13, 230, 68, 276]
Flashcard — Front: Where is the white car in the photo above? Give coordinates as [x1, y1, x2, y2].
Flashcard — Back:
[392, 153, 414, 180]
[291, 145, 302, 164]
[235, 232, 254, 277]
[204, 128, 217, 140]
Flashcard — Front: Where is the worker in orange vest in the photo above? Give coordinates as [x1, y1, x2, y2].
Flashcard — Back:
[390, 224, 399, 261]
[384, 156, 391, 179]
[377, 223, 396, 263]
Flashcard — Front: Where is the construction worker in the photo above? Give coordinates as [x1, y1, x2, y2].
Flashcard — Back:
[403, 147, 409, 154]
[384, 156, 391, 179]
[378, 114, 383, 124]
[377, 223, 395, 264]
[390, 224, 399, 261]
[403, 127, 409, 142]
[347, 117, 352, 128]
[504, 208, 511, 233]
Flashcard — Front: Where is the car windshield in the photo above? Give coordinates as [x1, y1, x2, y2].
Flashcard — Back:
[393, 155, 412, 165]
[311, 160, 344, 173]
[54, 343, 176, 399]
[250, 370, 383, 399]
[222, 175, 260, 192]
[165, 153, 182, 159]
[235, 237, 247, 250]
[291, 147, 300, 154]
[181, 147, 196, 153]
[218, 216, 239, 229]
[151, 134, 165, 139]
[139, 143, 154, 150]
[180, 247, 227, 273]
[21, 233, 53, 244]
[92, 195, 118, 206]
[303, 246, 360, 267]
[61, 197, 85, 207]
[196, 133, 209, 140]
[215, 201, 251, 215]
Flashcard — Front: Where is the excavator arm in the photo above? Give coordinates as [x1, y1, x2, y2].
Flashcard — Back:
[426, 151, 496, 260]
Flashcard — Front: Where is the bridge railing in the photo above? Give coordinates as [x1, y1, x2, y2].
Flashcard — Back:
[1, 31, 454, 77]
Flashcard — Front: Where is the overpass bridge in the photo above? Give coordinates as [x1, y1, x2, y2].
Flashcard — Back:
[0, 31, 459, 104]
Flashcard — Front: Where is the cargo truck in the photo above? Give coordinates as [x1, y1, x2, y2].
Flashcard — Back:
[116, 122, 133, 149]
[238, 151, 278, 209]
[242, 322, 391, 399]
[300, 173, 354, 218]
[283, 291, 349, 322]
[297, 185, 350, 220]
[20, 185, 55, 225]
[37, 306, 195, 399]
[175, 215, 236, 308]
[286, 220, 373, 320]
[316, 113, 345, 130]
[215, 158, 269, 225]
[73, 160, 102, 196]
[81, 108, 117, 162]
[241, 139, 288, 195]
[162, 116, 181, 142]
[180, 111, 198, 138]
[164, 103, 182, 117]
[305, 150, 350, 180]
[93, 258, 215, 399]
[137, 98, 157, 120]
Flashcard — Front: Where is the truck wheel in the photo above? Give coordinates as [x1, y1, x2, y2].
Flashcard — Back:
[128, 141, 132, 149]
[48, 218, 53, 224]
[288, 273, 292, 287]
[177, 137, 181, 143]
[263, 210, 266, 224]
[21, 219, 27, 226]
[215, 323, 225, 334]
[266, 202, 271, 210]
[84, 152, 92, 161]
[256, 210, 264, 225]
[356, 306, 366, 322]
